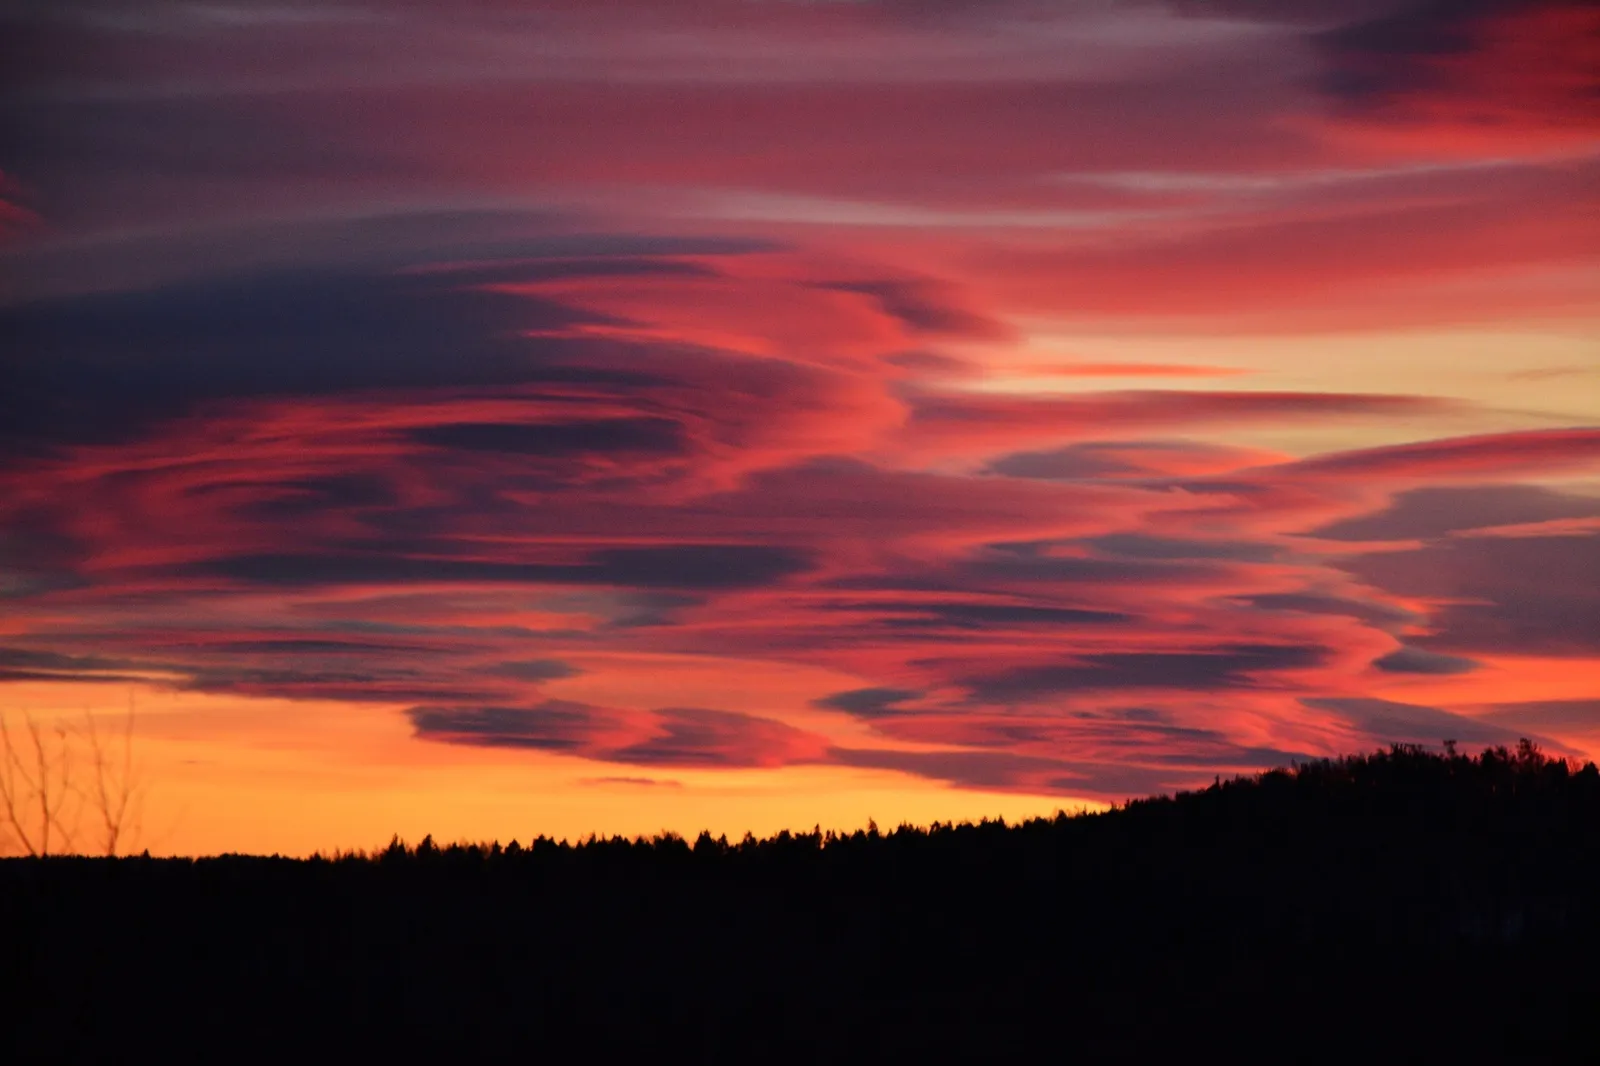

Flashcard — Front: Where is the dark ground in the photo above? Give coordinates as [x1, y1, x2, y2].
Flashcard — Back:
[6, 742, 1598, 1062]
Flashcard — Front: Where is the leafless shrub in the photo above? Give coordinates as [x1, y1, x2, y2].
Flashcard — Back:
[0, 711, 76, 856]
[80, 702, 145, 856]
[0, 699, 146, 857]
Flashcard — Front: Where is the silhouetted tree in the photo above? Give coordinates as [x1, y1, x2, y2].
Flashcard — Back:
[0, 710, 75, 856]
[78, 703, 145, 856]
[0, 702, 146, 857]
[7, 740, 1599, 1062]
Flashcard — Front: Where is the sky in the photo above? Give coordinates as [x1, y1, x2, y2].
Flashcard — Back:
[1, 0, 1596, 856]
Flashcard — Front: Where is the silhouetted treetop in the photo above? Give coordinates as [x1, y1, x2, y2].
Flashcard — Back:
[7, 741, 1598, 1063]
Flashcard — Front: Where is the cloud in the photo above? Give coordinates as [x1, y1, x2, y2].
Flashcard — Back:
[1315, 1, 1600, 151]
[687, 459, 1136, 543]
[0, 668, 147, 684]
[189, 543, 816, 591]
[1284, 428, 1600, 482]
[0, 268, 614, 455]
[812, 687, 923, 717]
[2, 0, 1597, 823]
[232, 473, 400, 520]
[1475, 700, 1600, 736]
[0, 646, 149, 683]
[0, 171, 42, 242]
[608, 708, 829, 769]
[1310, 484, 1600, 541]
[407, 418, 690, 458]
[1338, 533, 1600, 655]
[829, 747, 1076, 791]
[1026, 363, 1248, 379]
[998, 158, 1598, 326]
[822, 600, 1131, 632]
[411, 701, 829, 768]
[584, 545, 815, 589]
[408, 700, 620, 752]
[905, 390, 1450, 453]
[487, 659, 582, 682]
[1303, 696, 1547, 749]
[1230, 592, 1416, 631]
[0, 646, 143, 674]
[960, 541, 1226, 588]
[4, 204, 769, 304]
[962, 644, 1328, 701]
[1180, 0, 1600, 152]
[1087, 533, 1283, 562]
[829, 723, 1314, 796]
[816, 279, 1012, 340]
[986, 440, 1267, 481]
[1372, 646, 1479, 675]
[0, 251, 897, 485]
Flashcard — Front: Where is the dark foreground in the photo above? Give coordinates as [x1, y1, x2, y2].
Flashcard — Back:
[7, 743, 1599, 1062]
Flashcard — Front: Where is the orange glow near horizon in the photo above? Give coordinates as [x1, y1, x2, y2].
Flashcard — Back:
[1, 683, 1096, 857]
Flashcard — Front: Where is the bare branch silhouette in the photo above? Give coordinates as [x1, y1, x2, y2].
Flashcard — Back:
[0, 711, 78, 856]
[80, 698, 147, 856]
[0, 699, 146, 856]
[0, 714, 38, 856]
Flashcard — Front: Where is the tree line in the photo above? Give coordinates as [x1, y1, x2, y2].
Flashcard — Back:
[6, 741, 1598, 1062]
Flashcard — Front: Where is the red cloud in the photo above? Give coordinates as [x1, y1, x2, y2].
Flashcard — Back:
[1024, 364, 1249, 378]
[901, 390, 1452, 455]
[410, 702, 832, 770]
[1283, 427, 1600, 480]
[3, 2, 1598, 825]
[967, 184, 1598, 324]
[0, 171, 42, 243]
[1319, 3, 1600, 158]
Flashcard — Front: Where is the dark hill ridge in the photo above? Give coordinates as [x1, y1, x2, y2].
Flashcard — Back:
[7, 742, 1600, 1062]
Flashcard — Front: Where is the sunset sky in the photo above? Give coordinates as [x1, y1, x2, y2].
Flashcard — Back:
[1, 0, 1596, 856]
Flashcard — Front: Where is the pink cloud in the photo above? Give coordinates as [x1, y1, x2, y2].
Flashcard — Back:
[3, 1, 1597, 823]
[1283, 427, 1600, 480]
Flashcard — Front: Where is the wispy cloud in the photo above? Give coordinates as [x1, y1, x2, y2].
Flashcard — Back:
[1, 1, 1596, 839]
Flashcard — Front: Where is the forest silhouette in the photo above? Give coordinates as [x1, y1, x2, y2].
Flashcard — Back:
[8, 741, 1599, 1061]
